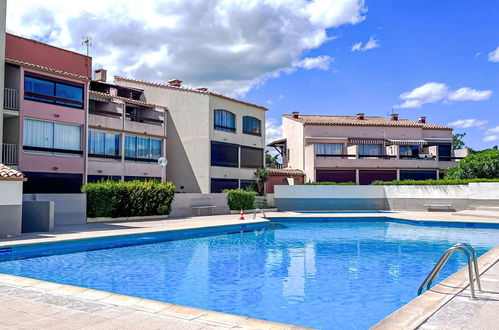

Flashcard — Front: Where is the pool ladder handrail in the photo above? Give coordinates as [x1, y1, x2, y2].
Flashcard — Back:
[418, 243, 481, 299]
[253, 208, 266, 220]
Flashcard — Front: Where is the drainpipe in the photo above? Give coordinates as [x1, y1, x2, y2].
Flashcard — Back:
[83, 80, 90, 184]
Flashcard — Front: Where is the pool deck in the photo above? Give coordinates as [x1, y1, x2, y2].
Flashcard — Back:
[0, 211, 498, 329]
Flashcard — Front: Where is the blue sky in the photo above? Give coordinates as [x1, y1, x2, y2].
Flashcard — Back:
[6, 0, 499, 150]
[244, 0, 499, 150]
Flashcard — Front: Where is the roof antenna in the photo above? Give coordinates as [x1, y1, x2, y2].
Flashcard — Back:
[82, 36, 92, 57]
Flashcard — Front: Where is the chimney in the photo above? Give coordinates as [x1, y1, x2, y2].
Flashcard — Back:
[356, 113, 365, 120]
[390, 113, 399, 121]
[168, 79, 182, 87]
[418, 116, 426, 124]
[94, 69, 107, 82]
[292, 111, 299, 119]
[196, 87, 208, 92]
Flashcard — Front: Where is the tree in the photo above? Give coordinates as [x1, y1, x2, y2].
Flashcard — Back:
[253, 168, 269, 195]
[452, 133, 467, 150]
[445, 149, 499, 179]
[265, 151, 280, 168]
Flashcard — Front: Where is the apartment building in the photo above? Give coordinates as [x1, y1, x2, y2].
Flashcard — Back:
[114, 77, 267, 193]
[3, 33, 91, 193]
[87, 70, 167, 182]
[268, 112, 464, 185]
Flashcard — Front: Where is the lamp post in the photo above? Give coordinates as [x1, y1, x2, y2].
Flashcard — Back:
[158, 157, 168, 183]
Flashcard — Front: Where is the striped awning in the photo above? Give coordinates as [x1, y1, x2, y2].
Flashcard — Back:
[387, 139, 428, 146]
[348, 138, 385, 144]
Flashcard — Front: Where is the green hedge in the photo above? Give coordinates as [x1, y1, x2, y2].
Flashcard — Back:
[223, 189, 257, 210]
[82, 180, 176, 218]
[305, 182, 356, 185]
[371, 178, 499, 185]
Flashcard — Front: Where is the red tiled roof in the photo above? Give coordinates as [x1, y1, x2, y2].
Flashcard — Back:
[283, 114, 452, 130]
[6, 58, 90, 81]
[0, 164, 25, 180]
[89, 90, 167, 110]
[267, 168, 304, 176]
[114, 76, 267, 111]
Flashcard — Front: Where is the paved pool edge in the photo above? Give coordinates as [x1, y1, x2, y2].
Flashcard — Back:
[371, 245, 499, 329]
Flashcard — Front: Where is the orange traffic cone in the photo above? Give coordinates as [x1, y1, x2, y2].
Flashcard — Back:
[239, 209, 245, 220]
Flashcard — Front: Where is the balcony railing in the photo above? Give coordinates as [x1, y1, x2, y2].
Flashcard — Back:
[2, 143, 18, 165]
[125, 113, 163, 125]
[4, 88, 19, 111]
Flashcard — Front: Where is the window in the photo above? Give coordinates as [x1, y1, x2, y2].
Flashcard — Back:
[358, 144, 382, 157]
[23, 118, 82, 155]
[315, 143, 343, 156]
[214, 109, 236, 132]
[24, 75, 84, 108]
[240, 146, 263, 168]
[211, 178, 239, 193]
[211, 141, 239, 167]
[399, 145, 420, 158]
[240, 179, 256, 190]
[125, 135, 162, 162]
[88, 130, 120, 159]
[243, 116, 261, 135]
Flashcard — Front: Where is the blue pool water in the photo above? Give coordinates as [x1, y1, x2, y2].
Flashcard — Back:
[0, 220, 498, 329]
[295, 210, 392, 213]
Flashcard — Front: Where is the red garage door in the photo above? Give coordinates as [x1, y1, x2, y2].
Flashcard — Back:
[316, 170, 356, 183]
[359, 170, 397, 185]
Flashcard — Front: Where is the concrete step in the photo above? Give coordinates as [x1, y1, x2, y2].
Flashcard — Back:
[452, 210, 499, 220]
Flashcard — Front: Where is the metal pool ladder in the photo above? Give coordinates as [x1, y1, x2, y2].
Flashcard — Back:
[418, 243, 481, 299]
[253, 208, 266, 220]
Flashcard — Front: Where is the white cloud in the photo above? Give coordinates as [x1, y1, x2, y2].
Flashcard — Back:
[394, 82, 492, 109]
[265, 118, 283, 144]
[394, 82, 449, 109]
[484, 126, 499, 142]
[448, 88, 492, 101]
[292, 55, 333, 71]
[6, 0, 366, 96]
[448, 119, 488, 128]
[488, 46, 499, 62]
[351, 36, 379, 52]
[266, 100, 274, 105]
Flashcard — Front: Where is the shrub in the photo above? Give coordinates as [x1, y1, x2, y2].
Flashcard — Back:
[82, 180, 176, 218]
[305, 182, 356, 185]
[371, 178, 499, 185]
[445, 149, 499, 179]
[223, 189, 257, 210]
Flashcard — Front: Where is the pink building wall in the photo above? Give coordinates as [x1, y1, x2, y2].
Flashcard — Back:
[6, 33, 92, 78]
[18, 67, 87, 175]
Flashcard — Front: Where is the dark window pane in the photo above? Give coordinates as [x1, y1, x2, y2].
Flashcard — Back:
[211, 141, 239, 167]
[23, 172, 83, 193]
[55, 83, 83, 107]
[359, 170, 397, 185]
[87, 175, 121, 183]
[25, 76, 55, 102]
[240, 179, 255, 190]
[316, 170, 356, 183]
[211, 178, 239, 193]
[243, 116, 261, 135]
[400, 170, 437, 180]
[241, 146, 263, 168]
[214, 109, 236, 132]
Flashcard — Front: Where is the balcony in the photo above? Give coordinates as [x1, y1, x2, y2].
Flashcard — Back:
[2, 143, 18, 166]
[4, 88, 19, 111]
[313, 153, 453, 169]
[125, 113, 166, 137]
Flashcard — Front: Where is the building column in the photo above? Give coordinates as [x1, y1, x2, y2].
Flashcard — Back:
[396, 169, 400, 180]
[355, 169, 360, 184]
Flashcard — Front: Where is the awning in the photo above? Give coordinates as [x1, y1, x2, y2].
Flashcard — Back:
[348, 138, 385, 145]
[387, 139, 428, 146]
[267, 138, 287, 147]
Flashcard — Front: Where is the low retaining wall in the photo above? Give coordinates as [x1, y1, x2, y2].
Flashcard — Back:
[169, 193, 230, 217]
[22, 201, 54, 232]
[23, 194, 86, 225]
[275, 183, 499, 211]
[0, 181, 23, 237]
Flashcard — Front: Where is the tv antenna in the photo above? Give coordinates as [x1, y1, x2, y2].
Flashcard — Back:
[82, 36, 92, 57]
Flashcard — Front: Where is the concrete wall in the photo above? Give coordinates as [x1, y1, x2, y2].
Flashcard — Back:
[0, 0, 6, 161]
[22, 201, 54, 232]
[23, 193, 86, 225]
[275, 185, 388, 211]
[0, 180, 23, 237]
[169, 193, 230, 217]
[274, 183, 499, 211]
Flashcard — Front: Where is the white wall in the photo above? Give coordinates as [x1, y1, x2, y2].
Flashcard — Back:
[0, 181, 23, 205]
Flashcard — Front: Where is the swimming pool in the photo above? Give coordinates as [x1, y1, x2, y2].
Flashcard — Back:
[294, 210, 392, 213]
[0, 219, 498, 329]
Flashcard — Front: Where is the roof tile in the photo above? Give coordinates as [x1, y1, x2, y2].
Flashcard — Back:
[284, 114, 452, 130]
[0, 164, 24, 179]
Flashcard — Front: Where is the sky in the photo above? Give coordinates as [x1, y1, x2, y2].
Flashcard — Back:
[6, 0, 499, 150]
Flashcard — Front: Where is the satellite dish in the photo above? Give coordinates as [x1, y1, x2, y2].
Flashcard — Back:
[158, 157, 168, 167]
